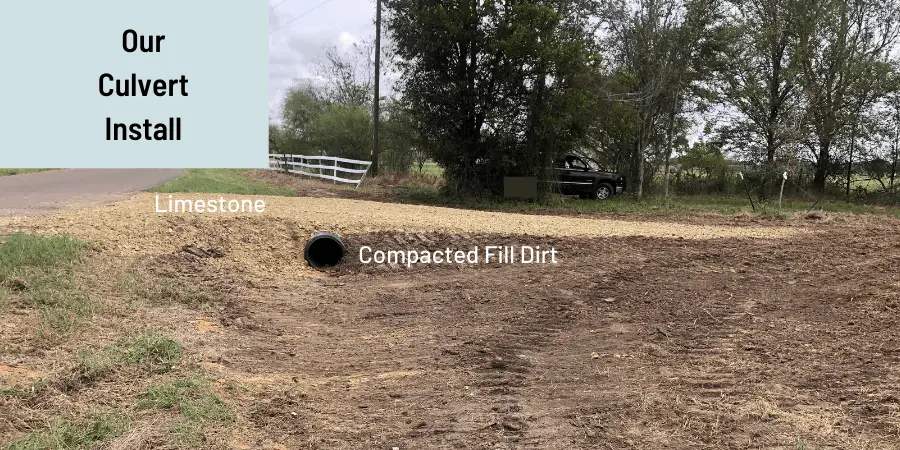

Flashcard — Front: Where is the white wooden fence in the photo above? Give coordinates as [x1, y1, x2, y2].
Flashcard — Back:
[268, 154, 372, 187]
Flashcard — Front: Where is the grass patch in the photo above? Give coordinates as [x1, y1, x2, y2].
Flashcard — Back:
[391, 183, 900, 218]
[0, 233, 93, 336]
[411, 161, 443, 179]
[68, 333, 182, 386]
[0, 233, 86, 272]
[0, 387, 23, 397]
[149, 169, 296, 196]
[137, 377, 233, 446]
[1, 411, 130, 450]
[0, 169, 55, 177]
[122, 333, 182, 374]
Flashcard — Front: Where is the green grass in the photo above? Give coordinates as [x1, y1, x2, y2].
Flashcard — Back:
[412, 161, 443, 179]
[2, 411, 130, 450]
[0, 387, 22, 397]
[0, 234, 93, 336]
[0, 233, 86, 272]
[0, 169, 55, 177]
[149, 169, 296, 196]
[122, 333, 182, 374]
[69, 333, 182, 385]
[137, 377, 233, 446]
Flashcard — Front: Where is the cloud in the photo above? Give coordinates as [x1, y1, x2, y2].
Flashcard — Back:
[338, 31, 359, 49]
[268, 0, 377, 121]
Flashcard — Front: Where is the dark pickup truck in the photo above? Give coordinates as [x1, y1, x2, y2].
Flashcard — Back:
[553, 154, 626, 200]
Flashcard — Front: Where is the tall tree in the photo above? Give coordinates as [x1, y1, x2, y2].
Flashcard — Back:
[384, 0, 602, 197]
[718, 0, 802, 197]
[603, 0, 722, 198]
[317, 42, 376, 108]
[794, 0, 900, 192]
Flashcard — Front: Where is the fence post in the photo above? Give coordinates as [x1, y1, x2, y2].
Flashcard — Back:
[357, 162, 371, 188]
[779, 171, 787, 214]
[333, 158, 337, 184]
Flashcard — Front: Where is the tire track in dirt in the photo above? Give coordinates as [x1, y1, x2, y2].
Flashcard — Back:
[555, 227, 900, 448]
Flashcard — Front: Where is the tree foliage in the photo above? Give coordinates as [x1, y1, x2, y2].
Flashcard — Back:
[269, 0, 900, 200]
[383, 0, 603, 197]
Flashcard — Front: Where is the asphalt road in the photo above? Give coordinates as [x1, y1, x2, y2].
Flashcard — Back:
[0, 169, 184, 216]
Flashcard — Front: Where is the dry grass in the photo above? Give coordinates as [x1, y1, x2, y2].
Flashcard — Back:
[0, 239, 233, 449]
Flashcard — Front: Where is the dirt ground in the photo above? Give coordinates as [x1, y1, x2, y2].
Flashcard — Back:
[1, 191, 899, 449]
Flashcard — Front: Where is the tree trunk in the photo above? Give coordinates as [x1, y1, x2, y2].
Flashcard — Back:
[663, 100, 677, 198]
[812, 139, 831, 193]
[846, 131, 854, 202]
[759, 135, 778, 200]
[637, 131, 646, 200]
[891, 138, 897, 193]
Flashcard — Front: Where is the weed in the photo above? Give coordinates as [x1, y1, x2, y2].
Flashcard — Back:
[137, 377, 233, 446]
[1, 411, 130, 450]
[62, 333, 182, 389]
[145, 279, 210, 307]
[122, 333, 182, 374]
[74, 347, 121, 380]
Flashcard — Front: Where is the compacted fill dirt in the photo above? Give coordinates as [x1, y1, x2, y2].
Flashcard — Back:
[1, 191, 898, 449]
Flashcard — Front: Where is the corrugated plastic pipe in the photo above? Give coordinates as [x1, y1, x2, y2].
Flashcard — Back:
[304, 232, 346, 269]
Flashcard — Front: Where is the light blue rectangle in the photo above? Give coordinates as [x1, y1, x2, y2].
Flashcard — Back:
[0, 1, 268, 168]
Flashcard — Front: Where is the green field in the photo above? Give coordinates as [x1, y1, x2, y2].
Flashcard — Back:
[148, 169, 296, 196]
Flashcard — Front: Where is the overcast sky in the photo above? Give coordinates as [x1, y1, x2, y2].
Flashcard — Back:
[268, 0, 378, 121]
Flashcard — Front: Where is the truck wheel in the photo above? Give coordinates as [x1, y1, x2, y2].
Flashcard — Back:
[594, 183, 613, 200]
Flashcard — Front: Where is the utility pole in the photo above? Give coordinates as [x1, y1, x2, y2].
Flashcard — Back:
[372, 0, 381, 177]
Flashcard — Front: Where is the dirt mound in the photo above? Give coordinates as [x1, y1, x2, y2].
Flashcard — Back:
[0, 193, 802, 281]
[331, 231, 609, 276]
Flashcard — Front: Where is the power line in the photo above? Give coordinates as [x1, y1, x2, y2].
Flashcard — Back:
[269, 0, 293, 9]
[270, 0, 336, 35]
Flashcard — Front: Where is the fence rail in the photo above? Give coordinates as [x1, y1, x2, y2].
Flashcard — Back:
[268, 154, 372, 187]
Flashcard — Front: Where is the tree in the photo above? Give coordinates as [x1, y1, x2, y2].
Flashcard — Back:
[717, 0, 803, 197]
[317, 42, 376, 108]
[603, 0, 723, 198]
[306, 104, 373, 160]
[794, 0, 900, 192]
[278, 44, 381, 161]
[383, 0, 602, 197]
[280, 83, 324, 142]
[380, 99, 420, 174]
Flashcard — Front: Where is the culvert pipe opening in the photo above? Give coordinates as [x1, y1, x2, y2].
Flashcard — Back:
[304, 232, 346, 269]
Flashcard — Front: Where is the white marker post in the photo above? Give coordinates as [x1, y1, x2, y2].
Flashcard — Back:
[779, 171, 788, 213]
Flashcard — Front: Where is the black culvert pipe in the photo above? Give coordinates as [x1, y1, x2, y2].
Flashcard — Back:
[304, 232, 346, 269]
